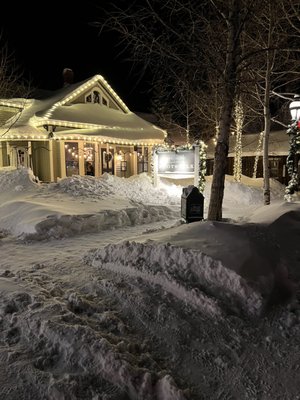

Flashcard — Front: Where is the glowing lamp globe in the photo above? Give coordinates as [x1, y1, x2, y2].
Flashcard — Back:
[289, 96, 300, 121]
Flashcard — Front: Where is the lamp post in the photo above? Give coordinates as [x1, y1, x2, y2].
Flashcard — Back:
[289, 96, 300, 121]
[285, 95, 300, 201]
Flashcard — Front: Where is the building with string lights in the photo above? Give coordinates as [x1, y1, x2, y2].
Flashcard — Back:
[0, 74, 167, 182]
[206, 130, 290, 184]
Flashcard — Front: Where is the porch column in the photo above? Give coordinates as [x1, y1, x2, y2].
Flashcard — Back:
[9, 144, 17, 167]
[0, 142, 4, 167]
[94, 143, 100, 177]
[78, 141, 85, 175]
[113, 147, 118, 175]
[132, 149, 138, 175]
[48, 140, 54, 182]
[59, 141, 66, 179]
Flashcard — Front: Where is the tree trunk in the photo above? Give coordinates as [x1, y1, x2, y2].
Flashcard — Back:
[233, 101, 243, 182]
[263, 101, 271, 205]
[208, 1, 241, 221]
[262, 2, 273, 206]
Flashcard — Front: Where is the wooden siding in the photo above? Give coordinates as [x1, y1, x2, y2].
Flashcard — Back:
[206, 155, 290, 185]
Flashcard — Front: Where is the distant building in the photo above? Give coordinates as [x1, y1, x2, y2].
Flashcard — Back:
[0, 75, 166, 182]
[206, 130, 291, 184]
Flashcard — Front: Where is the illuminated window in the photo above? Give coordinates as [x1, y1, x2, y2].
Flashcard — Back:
[85, 90, 101, 104]
[93, 91, 100, 104]
[65, 142, 79, 176]
[136, 146, 148, 174]
[84, 143, 95, 176]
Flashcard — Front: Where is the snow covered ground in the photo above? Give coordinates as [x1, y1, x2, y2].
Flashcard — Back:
[0, 167, 300, 400]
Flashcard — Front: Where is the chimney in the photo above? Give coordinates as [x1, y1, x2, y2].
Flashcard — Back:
[62, 68, 74, 87]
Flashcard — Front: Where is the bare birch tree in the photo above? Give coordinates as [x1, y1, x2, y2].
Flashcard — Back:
[0, 39, 29, 100]
[202, 1, 256, 220]
[243, 0, 300, 205]
[151, 76, 205, 145]
[233, 100, 244, 182]
[0, 37, 32, 141]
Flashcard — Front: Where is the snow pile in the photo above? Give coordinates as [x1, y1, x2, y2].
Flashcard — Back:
[0, 167, 39, 191]
[84, 241, 262, 317]
[54, 173, 178, 205]
[0, 200, 58, 236]
[203, 175, 285, 206]
[0, 168, 287, 240]
[24, 205, 179, 241]
[54, 174, 113, 199]
[0, 169, 181, 240]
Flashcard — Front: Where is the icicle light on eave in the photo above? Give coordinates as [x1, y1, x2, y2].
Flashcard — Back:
[43, 75, 130, 120]
[1, 134, 47, 140]
[32, 117, 102, 130]
[0, 99, 32, 112]
[0, 99, 32, 110]
[0, 132, 163, 146]
[54, 134, 161, 146]
[30, 117, 168, 139]
[0, 102, 22, 110]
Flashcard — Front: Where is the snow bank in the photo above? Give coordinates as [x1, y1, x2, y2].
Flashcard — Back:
[55, 173, 179, 205]
[0, 169, 286, 240]
[0, 167, 39, 191]
[23, 205, 179, 240]
[84, 241, 263, 317]
[0, 169, 181, 239]
[204, 175, 285, 206]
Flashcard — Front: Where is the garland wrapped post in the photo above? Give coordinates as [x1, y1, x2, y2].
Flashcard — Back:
[284, 120, 300, 201]
[252, 131, 263, 179]
[150, 141, 170, 186]
[197, 140, 207, 193]
[233, 101, 244, 182]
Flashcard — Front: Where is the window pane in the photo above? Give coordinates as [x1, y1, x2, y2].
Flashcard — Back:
[93, 91, 101, 104]
[84, 143, 95, 176]
[65, 142, 79, 176]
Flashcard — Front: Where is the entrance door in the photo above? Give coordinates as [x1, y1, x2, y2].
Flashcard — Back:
[101, 148, 114, 174]
[17, 147, 29, 167]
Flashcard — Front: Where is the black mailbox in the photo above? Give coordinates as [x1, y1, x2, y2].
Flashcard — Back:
[181, 185, 204, 223]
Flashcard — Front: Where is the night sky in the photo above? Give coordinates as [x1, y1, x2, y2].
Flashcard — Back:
[0, 1, 151, 112]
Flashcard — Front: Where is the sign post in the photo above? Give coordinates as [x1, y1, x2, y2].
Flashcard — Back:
[153, 151, 159, 187]
[193, 145, 199, 187]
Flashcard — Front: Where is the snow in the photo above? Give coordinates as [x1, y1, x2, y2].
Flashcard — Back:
[0, 76, 166, 142]
[0, 167, 300, 399]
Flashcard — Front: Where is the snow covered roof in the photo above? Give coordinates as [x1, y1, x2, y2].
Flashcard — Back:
[206, 130, 290, 158]
[53, 126, 164, 144]
[51, 104, 164, 131]
[0, 75, 166, 144]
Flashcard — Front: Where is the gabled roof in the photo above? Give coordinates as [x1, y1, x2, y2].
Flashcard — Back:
[0, 75, 166, 144]
[0, 75, 129, 121]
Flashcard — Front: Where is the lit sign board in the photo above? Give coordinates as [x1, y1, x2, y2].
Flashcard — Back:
[157, 150, 194, 175]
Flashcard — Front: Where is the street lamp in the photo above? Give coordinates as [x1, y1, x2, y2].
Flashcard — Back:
[289, 95, 300, 121]
[285, 96, 300, 201]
